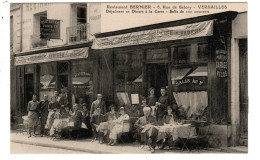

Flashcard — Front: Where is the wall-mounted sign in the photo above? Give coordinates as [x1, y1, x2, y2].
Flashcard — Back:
[216, 49, 228, 78]
[174, 78, 206, 86]
[40, 16, 60, 39]
[92, 20, 214, 49]
[15, 48, 89, 66]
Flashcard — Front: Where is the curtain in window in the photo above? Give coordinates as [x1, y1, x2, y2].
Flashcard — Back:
[173, 91, 208, 118]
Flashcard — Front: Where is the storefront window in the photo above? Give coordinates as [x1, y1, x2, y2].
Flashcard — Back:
[114, 50, 143, 106]
[71, 61, 93, 107]
[39, 63, 57, 100]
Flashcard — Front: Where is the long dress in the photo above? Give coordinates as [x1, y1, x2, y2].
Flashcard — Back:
[109, 114, 130, 140]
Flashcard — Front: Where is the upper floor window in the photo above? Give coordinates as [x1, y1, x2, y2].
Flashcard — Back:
[32, 12, 47, 48]
[77, 7, 86, 25]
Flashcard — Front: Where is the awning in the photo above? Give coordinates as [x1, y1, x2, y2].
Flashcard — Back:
[92, 20, 213, 49]
[133, 74, 143, 83]
[187, 66, 208, 77]
[171, 68, 191, 81]
[72, 77, 90, 85]
[15, 47, 89, 66]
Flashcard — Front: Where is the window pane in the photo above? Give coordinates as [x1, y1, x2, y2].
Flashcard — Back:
[146, 48, 168, 61]
[177, 45, 190, 64]
[198, 43, 208, 62]
[58, 62, 69, 73]
[71, 61, 93, 107]
[77, 7, 86, 19]
[114, 50, 143, 105]
[39, 63, 56, 100]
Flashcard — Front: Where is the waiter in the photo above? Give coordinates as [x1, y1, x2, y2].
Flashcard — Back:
[39, 94, 49, 137]
[155, 87, 169, 125]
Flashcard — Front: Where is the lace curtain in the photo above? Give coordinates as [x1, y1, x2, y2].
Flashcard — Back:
[173, 91, 208, 118]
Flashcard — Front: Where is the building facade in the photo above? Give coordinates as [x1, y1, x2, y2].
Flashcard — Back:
[10, 3, 247, 147]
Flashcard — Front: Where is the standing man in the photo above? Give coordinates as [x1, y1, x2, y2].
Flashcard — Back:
[27, 94, 40, 138]
[90, 94, 106, 116]
[155, 87, 169, 125]
[39, 94, 49, 137]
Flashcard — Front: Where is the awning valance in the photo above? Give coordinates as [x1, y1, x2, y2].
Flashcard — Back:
[187, 66, 208, 77]
[15, 47, 89, 66]
[92, 20, 214, 49]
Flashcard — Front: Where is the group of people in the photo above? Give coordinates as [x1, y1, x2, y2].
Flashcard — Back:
[26, 87, 185, 153]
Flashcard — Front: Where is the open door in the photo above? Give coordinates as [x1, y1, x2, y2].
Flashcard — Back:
[24, 74, 34, 114]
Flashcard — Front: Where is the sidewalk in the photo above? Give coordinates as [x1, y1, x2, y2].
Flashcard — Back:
[10, 132, 247, 154]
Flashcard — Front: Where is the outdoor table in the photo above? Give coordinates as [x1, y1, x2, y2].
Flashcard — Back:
[157, 124, 197, 141]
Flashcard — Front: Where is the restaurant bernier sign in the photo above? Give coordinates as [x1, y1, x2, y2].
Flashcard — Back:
[92, 20, 214, 49]
[15, 48, 89, 66]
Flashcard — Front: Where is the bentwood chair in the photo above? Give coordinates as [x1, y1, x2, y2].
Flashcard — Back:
[119, 120, 131, 144]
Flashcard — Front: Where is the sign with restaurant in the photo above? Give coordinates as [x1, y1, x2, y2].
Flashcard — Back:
[40, 16, 60, 39]
[15, 48, 89, 66]
[92, 20, 214, 49]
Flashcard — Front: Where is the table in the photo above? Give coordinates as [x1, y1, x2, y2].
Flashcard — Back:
[157, 124, 197, 141]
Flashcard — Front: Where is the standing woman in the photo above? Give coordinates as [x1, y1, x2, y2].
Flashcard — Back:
[147, 87, 157, 117]
[27, 94, 40, 138]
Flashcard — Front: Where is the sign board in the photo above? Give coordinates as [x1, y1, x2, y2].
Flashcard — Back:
[131, 94, 139, 105]
[40, 16, 60, 39]
[216, 49, 228, 78]
[15, 48, 89, 66]
[92, 20, 213, 49]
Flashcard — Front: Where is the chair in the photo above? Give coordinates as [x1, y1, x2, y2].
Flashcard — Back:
[179, 121, 211, 152]
[16, 116, 29, 135]
[119, 120, 130, 143]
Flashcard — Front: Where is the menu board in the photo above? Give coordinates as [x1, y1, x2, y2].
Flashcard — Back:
[40, 16, 60, 39]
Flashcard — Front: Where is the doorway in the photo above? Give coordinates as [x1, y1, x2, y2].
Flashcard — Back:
[24, 74, 34, 113]
[239, 39, 248, 139]
[147, 64, 168, 98]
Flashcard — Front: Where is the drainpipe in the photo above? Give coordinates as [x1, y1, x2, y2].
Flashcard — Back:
[20, 3, 23, 52]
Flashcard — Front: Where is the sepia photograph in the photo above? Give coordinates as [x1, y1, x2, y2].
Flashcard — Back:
[7, 1, 249, 155]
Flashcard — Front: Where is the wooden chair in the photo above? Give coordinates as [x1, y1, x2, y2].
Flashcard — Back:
[119, 120, 130, 143]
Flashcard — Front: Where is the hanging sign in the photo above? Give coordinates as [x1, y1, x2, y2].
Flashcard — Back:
[216, 49, 228, 78]
[92, 20, 214, 49]
[15, 48, 89, 66]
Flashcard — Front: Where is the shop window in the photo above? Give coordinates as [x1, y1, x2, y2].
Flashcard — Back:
[173, 43, 208, 64]
[146, 48, 168, 61]
[177, 45, 191, 64]
[198, 43, 208, 62]
[77, 7, 87, 24]
[71, 61, 93, 107]
[39, 63, 57, 100]
[114, 50, 143, 105]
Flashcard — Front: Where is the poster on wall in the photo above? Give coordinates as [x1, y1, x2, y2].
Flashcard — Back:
[216, 49, 228, 78]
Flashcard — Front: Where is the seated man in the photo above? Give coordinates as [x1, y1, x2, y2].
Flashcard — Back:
[82, 103, 91, 130]
[90, 107, 105, 143]
[135, 107, 158, 153]
[108, 107, 130, 146]
[60, 106, 71, 118]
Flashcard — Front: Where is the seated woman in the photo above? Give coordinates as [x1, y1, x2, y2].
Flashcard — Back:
[105, 104, 119, 121]
[108, 107, 130, 146]
[138, 97, 149, 117]
[134, 107, 158, 153]
[71, 104, 83, 129]
[81, 103, 91, 130]
[157, 105, 178, 149]
[46, 96, 61, 130]
[60, 106, 71, 118]
[90, 107, 106, 143]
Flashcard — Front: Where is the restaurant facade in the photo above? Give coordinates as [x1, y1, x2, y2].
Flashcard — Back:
[91, 11, 247, 147]
[11, 5, 247, 148]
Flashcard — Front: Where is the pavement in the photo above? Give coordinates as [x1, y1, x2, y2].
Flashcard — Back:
[10, 131, 248, 154]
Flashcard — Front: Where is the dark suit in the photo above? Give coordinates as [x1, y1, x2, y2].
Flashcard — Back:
[90, 114, 105, 138]
[39, 100, 49, 135]
[156, 95, 169, 125]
